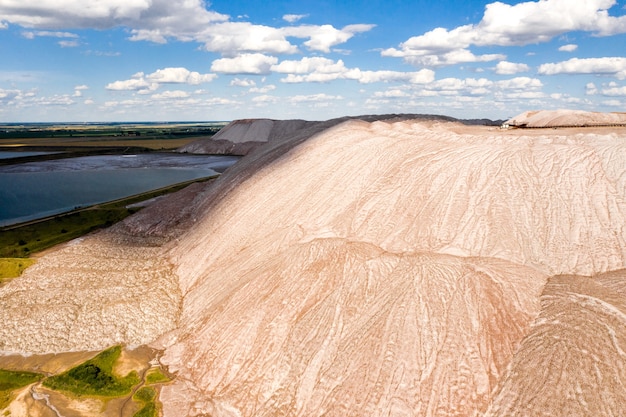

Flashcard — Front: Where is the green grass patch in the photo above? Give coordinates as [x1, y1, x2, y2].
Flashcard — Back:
[0, 177, 215, 258]
[0, 369, 44, 409]
[42, 346, 140, 397]
[133, 386, 156, 403]
[133, 401, 157, 417]
[132, 386, 158, 417]
[0, 207, 139, 258]
[0, 258, 35, 281]
[144, 368, 170, 385]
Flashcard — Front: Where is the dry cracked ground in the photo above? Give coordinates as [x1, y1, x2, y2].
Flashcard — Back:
[2, 110, 626, 416]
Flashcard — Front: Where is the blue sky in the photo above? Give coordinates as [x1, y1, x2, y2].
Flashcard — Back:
[1, 0, 625, 122]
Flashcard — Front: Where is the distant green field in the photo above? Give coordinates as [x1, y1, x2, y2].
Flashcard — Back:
[0, 121, 226, 150]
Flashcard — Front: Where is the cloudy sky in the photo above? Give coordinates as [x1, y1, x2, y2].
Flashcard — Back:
[1, 0, 625, 122]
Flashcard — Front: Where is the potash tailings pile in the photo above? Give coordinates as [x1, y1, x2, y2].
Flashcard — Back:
[506, 109, 626, 128]
[3, 111, 626, 416]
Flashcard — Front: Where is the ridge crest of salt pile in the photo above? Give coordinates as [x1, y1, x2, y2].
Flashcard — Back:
[507, 109, 626, 128]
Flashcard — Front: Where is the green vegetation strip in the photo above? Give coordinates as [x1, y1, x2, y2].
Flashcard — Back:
[0, 369, 44, 409]
[42, 346, 139, 397]
[0, 258, 35, 281]
[0, 176, 216, 259]
[145, 368, 170, 385]
[0, 345, 173, 413]
[132, 386, 158, 417]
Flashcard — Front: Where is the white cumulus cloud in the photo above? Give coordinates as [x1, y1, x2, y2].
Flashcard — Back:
[145, 67, 217, 84]
[273, 57, 434, 84]
[495, 61, 531, 75]
[282, 24, 374, 53]
[249, 84, 276, 94]
[151, 90, 190, 99]
[252, 95, 279, 104]
[558, 44, 578, 52]
[230, 78, 256, 87]
[602, 85, 626, 96]
[197, 22, 298, 55]
[588, 82, 626, 96]
[0, 0, 228, 32]
[288, 93, 343, 103]
[73, 85, 88, 97]
[106, 67, 216, 92]
[283, 14, 308, 23]
[538, 57, 626, 79]
[59, 40, 79, 47]
[272, 57, 347, 74]
[495, 76, 543, 90]
[602, 99, 623, 106]
[0, 1, 374, 56]
[105, 73, 157, 92]
[211, 54, 279, 75]
[383, 0, 626, 67]
[22, 30, 79, 39]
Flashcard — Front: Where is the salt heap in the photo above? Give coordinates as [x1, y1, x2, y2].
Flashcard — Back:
[506, 109, 626, 128]
[2, 113, 626, 416]
[178, 118, 317, 155]
[158, 116, 626, 416]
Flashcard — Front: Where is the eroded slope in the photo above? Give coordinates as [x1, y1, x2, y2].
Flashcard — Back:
[485, 270, 626, 416]
[160, 239, 545, 417]
[159, 118, 626, 416]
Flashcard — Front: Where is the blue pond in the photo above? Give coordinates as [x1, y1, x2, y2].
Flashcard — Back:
[0, 153, 239, 226]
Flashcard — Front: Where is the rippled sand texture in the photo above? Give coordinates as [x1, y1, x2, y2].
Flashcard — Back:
[0, 232, 181, 354]
[160, 118, 626, 416]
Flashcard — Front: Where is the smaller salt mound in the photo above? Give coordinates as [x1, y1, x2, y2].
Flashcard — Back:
[507, 109, 626, 128]
[0, 232, 181, 354]
[485, 269, 626, 416]
[178, 119, 317, 155]
[160, 238, 545, 417]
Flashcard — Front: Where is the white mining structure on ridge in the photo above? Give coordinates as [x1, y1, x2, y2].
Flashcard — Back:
[1, 111, 626, 416]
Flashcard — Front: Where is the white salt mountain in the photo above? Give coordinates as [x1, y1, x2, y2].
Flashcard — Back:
[1, 113, 626, 416]
[178, 118, 317, 155]
[506, 109, 626, 128]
